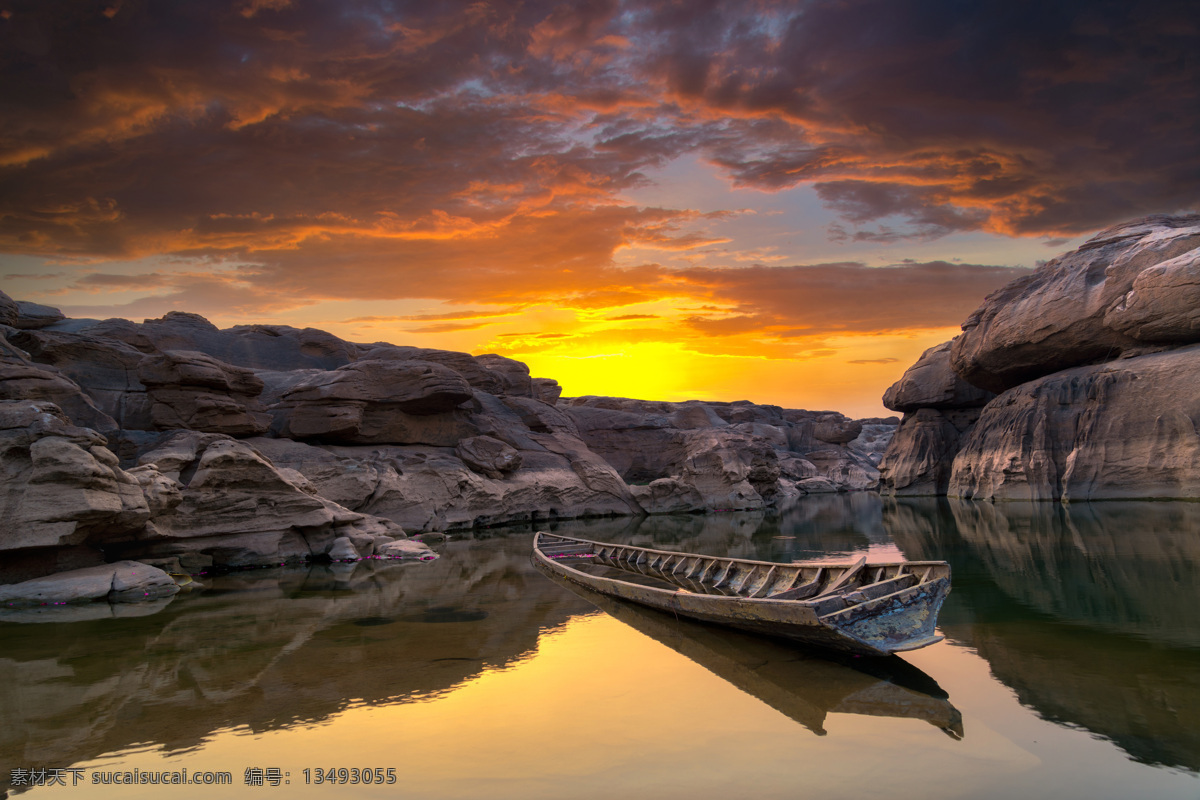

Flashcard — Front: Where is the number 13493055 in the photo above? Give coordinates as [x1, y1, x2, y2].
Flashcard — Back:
[303, 767, 396, 785]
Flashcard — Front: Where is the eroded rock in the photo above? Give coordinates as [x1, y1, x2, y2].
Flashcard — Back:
[0, 560, 179, 606]
[270, 358, 474, 443]
[0, 401, 149, 551]
[138, 350, 270, 435]
[13, 301, 65, 330]
[883, 339, 994, 412]
[456, 435, 523, 478]
[950, 346, 1200, 501]
[951, 214, 1200, 393]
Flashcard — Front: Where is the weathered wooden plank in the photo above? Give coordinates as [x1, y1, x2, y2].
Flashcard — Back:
[768, 574, 823, 600]
[748, 565, 778, 598]
[815, 556, 867, 598]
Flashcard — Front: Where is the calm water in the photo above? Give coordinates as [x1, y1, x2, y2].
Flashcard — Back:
[2, 496, 1198, 800]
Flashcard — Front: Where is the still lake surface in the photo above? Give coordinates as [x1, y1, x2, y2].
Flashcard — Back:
[2, 495, 1198, 800]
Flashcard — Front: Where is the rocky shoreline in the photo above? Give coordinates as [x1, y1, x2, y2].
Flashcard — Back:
[0, 291, 892, 608]
[6, 212, 1197, 611]
[880, 214, 1200, 501]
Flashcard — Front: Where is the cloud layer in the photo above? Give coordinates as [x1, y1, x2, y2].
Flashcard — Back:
[1, 1, 1195, 411]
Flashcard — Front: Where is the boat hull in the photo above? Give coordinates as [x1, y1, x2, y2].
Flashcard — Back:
[532, 533, 951, 657]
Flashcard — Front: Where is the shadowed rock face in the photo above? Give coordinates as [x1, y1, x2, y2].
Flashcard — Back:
[950, 346, 1200, 501]
[878, 340, 996, 497]
[563, 397, 890, 512]
[879, 408, 984, 497]
[0, 291, 19, 326]
[5, 328, 149, 432]
[0, 337, 118, 436]
[139, 350, 271, 436]
[880, 215, 1200, 501]
[883, 340, 994, 413]
[0, 401, 148, 551]
[886, 497, 1200, 771]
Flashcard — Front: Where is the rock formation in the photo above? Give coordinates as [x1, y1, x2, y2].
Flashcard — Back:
[562, 397, 887, 513]
[949, 214, 1200, 393]
[0, 288, 890, 604]
[881, 214, 1200, 500]
[879, 340, 994, 495]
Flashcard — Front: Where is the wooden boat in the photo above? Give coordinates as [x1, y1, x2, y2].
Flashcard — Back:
[532, 532, 951, 657]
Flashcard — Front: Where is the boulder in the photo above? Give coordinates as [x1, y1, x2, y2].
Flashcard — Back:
[878, 337, 994, 495]
[0, 401, 149, 551]
[797, 477, 837, 493]
[138, 349, 270, 435]
[269, 358, 474, 443]
[8, 328, 153, 429]
[950, 345, 1200, 501]
[951, 214, 1200, 393]
[1105, 247, 1200, 343]
[0, 342, 119, 435]
[353, 346, 535, 397]
[811, 417, 862, 445]
[121, 432, 409, 567]
[0, 560, 179, 605]
[13, 300, 65, 330]
[455, 435, 523, 478]
[377, 539, 438, 560]
[630, 478, 706, 514]
[327, 536, 361, 561]
[883, 339, 994, 412]
[533, 378, 563, 403]
[0, 289, 18, 326]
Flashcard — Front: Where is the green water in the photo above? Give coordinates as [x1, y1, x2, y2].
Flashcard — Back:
[1, 496, 1197, 799]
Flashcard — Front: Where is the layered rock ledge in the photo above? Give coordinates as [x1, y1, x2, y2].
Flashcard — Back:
[1, 296, 892, 604]
[881, 214, 1200, 501]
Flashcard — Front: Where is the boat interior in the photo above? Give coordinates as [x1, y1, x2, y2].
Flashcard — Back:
[535, 533, 949, 616]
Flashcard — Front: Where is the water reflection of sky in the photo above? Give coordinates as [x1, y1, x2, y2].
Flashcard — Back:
[3, 496, 1198, 799]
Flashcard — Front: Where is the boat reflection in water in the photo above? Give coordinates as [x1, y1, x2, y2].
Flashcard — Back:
[539, 567, 964, 740]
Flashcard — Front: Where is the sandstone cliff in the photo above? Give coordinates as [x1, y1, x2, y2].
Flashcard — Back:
[881, 214, 1200, 500]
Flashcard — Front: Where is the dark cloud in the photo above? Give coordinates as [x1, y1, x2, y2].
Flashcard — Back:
[4, 272, 67, 280]
[0, 0, 1194, 319]
[72, 272, 174, 290]
[848, 357, 900, 365]
[642, 0, 1200, 235]
[57, 273, 307, 319]
[675, 261, 1031, 336]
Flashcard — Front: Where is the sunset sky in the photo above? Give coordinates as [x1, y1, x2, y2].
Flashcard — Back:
[1, 1, 1196, 416]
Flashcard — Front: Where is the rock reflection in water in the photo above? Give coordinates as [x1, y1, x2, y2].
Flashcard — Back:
[540, 569, 964, 739]
[886, 497, 1200, 772]
[0, 532, 594, 794]
[565, 493, 895, 564]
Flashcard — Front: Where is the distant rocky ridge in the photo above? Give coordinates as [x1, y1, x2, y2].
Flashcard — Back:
[0, 293, 894, 598]
[881, 214, 1200, 501]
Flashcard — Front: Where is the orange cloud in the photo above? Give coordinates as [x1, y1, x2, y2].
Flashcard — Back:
[3, 0, 1196, 416]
